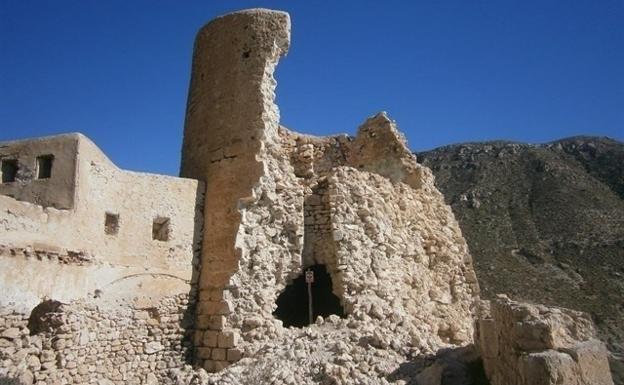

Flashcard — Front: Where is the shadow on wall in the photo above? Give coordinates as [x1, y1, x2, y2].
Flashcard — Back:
[273, 264, 345, 327]
[610, 357, 624, 385]
[186, 182, 206, 366]
[388, 345, 489, 385]
[0, 376, 23, 385]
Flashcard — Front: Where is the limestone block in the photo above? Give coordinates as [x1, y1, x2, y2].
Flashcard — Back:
[477, 319, 498, 359]
[201, 289, 224, 301]
[26, 355, 41, 371]
[193, 330, 204, 345]
[213, 360, 230, 371]
[206, 316, 225, 331]
[196, 347, 212, 360]
[78, 365, 89, 375]
[226, 348, 242, 362]
[520, 350, 577, 385]
[202, 360, 215, 373]
[144, 341, 164, 354]
[202, 331, 218, 347]
[217, 332, 239, 348]
[570, 340, 614, 385]
[145, 373, 158, 385]
[15, 370, 34, 385]
[477, 296, 614, 385]
[195, 316, 210, 330]
[211, 348, 226, 361]
[1, 328, 20, 339]
[197, 301, 230, 315]
[198, 272, 232, 290]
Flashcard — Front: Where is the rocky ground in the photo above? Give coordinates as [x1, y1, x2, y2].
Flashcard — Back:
[417, 136, 624, 383]
[165, 313, 487, 385]
[168, 135, 624, 385]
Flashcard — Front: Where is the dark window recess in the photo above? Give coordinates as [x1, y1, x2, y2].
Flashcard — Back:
[152, 217, 170, 241]
[1, 159, 18, 183]
[104, 213, 119, 235]
[273, 264, 345, 327]
[36, 155, 54, 179]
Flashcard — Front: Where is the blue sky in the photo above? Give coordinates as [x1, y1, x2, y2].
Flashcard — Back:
[1, 1, 622, 176]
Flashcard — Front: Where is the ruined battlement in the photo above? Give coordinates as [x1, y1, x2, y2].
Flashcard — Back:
[284, 112, 428, 188]
[0, 8, 613, 385]
[179, 9, 479, 374]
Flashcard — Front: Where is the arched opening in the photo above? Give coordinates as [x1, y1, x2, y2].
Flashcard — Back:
[273, 264, 344, 327]
[28, 300, 64, 335]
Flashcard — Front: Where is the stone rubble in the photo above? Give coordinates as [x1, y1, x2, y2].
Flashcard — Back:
[0, 7, 616, 385]
[179, 9, 481, 376]
[476, 295, 614, 385]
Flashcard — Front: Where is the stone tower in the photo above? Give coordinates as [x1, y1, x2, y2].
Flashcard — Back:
[180, 9, 292, 371]
[180, 8, 480, 373]
[0, 7, 614, 385]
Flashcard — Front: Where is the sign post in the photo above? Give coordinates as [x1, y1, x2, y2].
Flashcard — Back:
[305, 269, 314, 325]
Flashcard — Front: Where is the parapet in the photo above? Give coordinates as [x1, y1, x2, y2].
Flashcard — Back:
[0, 133, 82, 209]
[0, 132, 204, 311]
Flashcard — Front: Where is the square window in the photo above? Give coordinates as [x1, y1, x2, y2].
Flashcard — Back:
[152, 217, 170, 241]
[1, 159, 18, 183]
[36, 155, 54, 179]
[105, 213, 119, 235]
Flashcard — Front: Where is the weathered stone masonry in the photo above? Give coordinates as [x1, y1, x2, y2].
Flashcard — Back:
[180, 9, 295, 372]
[174, 10, 614, 385]
[0, 7, 616, 385]
[180, 8, 480, 373]
[0, 295, 192, 384]
[1, 132, 203, 384]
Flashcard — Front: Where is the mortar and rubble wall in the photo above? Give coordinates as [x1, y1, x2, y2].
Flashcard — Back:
[0, 7, 615, 385]
[180, 9, 480, 377]
[0, 133, 204, 383]
[176, 10, 613, 385]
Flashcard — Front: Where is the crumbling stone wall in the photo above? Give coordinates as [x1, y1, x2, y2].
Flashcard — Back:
[179, 9, 303, 372]
[1, 7, 614, 385]
[328, 166, 478, 346]
[302, 177, 332, 267]
[476, 296, 614, 385]
[180, 8, 480, 377]
[0, 294, 192, 385]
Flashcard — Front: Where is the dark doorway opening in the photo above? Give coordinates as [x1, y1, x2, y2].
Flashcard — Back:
[273, 264, 345, 327]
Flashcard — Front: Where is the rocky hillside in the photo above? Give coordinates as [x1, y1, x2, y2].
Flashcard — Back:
[417, 136, 624, 379]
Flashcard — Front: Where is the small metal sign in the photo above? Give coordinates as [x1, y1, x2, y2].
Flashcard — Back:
[306, 269, 314, 324]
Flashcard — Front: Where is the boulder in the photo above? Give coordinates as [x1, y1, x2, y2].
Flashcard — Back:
[476, 295, 614, 385]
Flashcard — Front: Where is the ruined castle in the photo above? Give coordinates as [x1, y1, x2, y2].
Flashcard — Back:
[0, 9, 614, 385]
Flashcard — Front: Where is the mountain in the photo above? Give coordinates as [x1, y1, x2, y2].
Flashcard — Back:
[417, 136, 624, 381]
